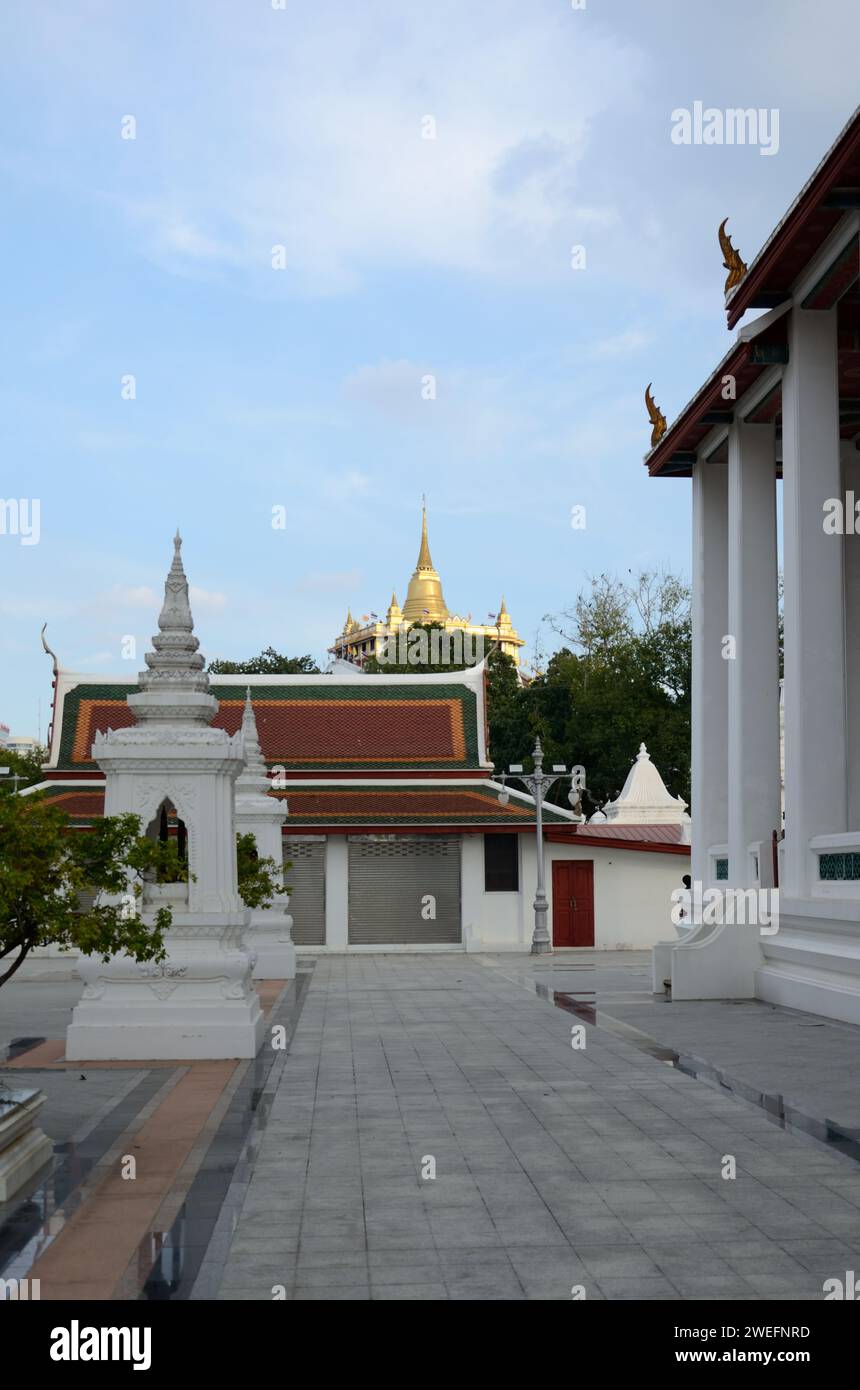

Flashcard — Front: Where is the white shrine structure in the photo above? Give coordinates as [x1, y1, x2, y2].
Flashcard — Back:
[594, 743, 690, 827]
[66, 534, 267, 1060]
[234, 690, 296, 980]
[645, 106, 860, 1023]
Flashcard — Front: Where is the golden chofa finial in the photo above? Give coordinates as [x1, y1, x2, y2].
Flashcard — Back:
[719, 218, 748, 293]
[645, 383, 667, 448]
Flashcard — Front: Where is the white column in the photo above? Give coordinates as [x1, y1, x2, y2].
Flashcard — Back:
[325, 836, 349, 948]
[843, 442, 860, 830]
[460, 835, 483, 950]
[727, 423, 781, 886]
[692, 459, 729, 885]
[782, 307, 848, 897]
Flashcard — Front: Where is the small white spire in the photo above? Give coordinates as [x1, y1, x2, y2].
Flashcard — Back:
[127, 532, 218, 726]
[140, 531, 207, 690]
[603, 740, 688, 824]
[240, 688, 267, 776]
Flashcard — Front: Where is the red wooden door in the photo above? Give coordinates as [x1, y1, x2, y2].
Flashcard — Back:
[552, 861, 595, 947]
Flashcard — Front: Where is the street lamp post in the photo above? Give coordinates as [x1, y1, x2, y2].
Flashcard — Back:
[494, 737, 586, 955]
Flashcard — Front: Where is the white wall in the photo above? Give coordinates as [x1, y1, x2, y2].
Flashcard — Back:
[467, 835, 690, 951]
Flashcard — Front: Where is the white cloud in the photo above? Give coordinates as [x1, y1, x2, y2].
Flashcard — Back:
[189, 586, 227, 612]
[23, 2, 641, 293]
[345, 360, 431, 420]
[104, 585, 159, 610]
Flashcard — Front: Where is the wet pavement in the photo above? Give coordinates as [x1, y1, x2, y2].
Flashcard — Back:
[210, 955, 860, 1300]
[485, 952, 860, 1153]
[4, 953, 860, 1300]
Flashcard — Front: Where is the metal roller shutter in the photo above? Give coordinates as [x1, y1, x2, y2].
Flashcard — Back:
[283, 838, 326, 945]
[348, 835, 461, 944]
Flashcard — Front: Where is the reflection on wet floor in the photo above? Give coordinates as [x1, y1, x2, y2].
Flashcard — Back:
[3, 1036, 46, 1061]
[139, 970, 311, 1300]
[0, 1068, 170, 1284]
[0, 972, 312, 1299]
[532, 974, 860, 1170]
[6, 953, 860, 1300]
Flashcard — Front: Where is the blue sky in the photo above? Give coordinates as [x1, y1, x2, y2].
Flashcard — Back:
[1, 0, 858, 736]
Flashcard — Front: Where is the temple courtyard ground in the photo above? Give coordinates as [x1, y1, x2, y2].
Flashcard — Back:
[3, 951, 860, 1301]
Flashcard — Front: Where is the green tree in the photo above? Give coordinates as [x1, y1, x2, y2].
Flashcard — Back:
[0, 743, 48, 794]
[0, 796, 171, 989]
[208, 647, 321, 675]
[235, 831, 290, 910]
[485, 649, 531, 774]
[533, 569, 691, 811]
[363, 623, 480, 675]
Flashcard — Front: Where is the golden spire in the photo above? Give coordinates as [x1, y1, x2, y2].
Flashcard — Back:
[718, 218, 747, 294]
[416, 500, 433, 570]
[645, 384, 667, 448]
[401, 501, 450, 622]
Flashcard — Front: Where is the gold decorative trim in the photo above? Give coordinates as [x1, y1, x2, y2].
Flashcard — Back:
[719, 218, 747, 293]
[645, 383, 667, 448]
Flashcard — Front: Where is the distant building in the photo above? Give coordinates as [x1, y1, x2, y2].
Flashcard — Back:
[330, 504, 525, 668]
[0, 730, 37, 754]
[27, 664, 689, 958]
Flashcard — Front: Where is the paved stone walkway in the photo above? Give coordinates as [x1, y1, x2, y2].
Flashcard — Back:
[486, 952, 860, 1137]
[209, 955, 860, 1300]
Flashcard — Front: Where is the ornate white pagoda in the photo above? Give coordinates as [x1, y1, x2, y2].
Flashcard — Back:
[65, 533, 265, 1060]
[234, 690, 296, 980]
[602, 743, 689, 825]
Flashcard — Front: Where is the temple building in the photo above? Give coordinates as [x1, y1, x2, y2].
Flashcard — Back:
[646, 103, 860, 1022]
[25, 662, 688, 958]
[330, 504, 525, 667]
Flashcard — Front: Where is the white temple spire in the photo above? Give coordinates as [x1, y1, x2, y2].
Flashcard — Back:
[130, 533, 215, 723]
[603, 742, 688, 824]
[236, 688, 270, 793]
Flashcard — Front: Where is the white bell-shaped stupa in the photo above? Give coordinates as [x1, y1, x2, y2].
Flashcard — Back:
[602, 743, 688, 824]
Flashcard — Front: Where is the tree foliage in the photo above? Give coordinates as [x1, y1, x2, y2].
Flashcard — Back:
[490, 570, 691, 814]
[363, 623, 480, 675]
[208, 647, 321, 675]
[0, 796, 171, 989]
[0, 743, 49, 794]
[235, 831, 289, 910]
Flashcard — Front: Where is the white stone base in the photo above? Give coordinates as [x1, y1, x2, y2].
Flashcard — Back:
[65, 914, 266, 1060]
[667, 919, 762, 1000]
[247, 909, 296, 981]
[757, 897, 860, 1026]
[65, 1004, 264, 1060]
[0, 1090, 54, 1201]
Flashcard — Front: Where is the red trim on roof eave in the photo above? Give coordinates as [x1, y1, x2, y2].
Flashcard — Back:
[284, 823, 562, 836]
[646, 341, 750, 478]
[45, 767, 491, 782]
[726, 111, 860, 329]
[545, 829, 690, 855]
[282, 824, 685, 842]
